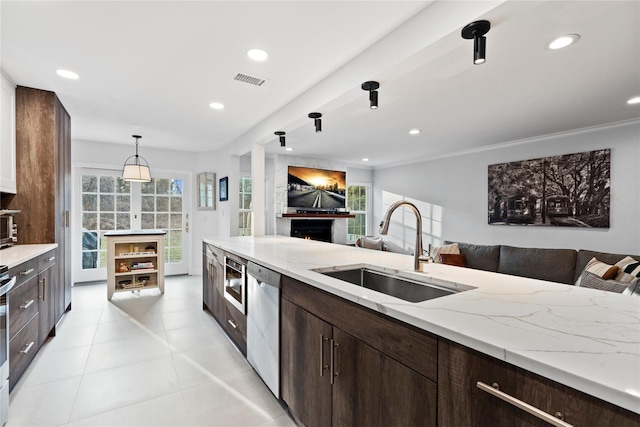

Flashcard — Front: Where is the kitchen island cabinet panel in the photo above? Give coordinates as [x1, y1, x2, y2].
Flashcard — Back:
[281, 298, 332, 427]
[438, 339, 640, 427]
[331, 327, 437, 427]
[281, 276, 437, 427]
[281, 275, 437, 381]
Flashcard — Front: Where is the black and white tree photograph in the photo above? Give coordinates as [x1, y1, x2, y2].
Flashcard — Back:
[488, 149, 611, 227]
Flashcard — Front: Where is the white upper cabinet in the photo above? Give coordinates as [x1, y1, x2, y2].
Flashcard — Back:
[0, 71, 17, 194]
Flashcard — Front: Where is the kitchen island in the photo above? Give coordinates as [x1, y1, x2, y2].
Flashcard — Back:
[203, 236, 639, 425]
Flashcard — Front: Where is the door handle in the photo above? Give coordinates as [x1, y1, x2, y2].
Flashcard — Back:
[227, 319, 238, 329]
[477, 382, 572, 427]
[330, 339, 339, 385]
[39, 277, 46, 301]
[319, 334, 329, 377]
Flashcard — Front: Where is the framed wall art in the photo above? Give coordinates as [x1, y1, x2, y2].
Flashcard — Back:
[488, 149, 610, 228]
[219, 176, 228, 202]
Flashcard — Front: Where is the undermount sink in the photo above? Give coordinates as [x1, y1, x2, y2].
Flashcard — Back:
[315, 265, 465, 303]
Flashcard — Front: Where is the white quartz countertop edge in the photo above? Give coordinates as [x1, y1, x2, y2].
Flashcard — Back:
[203, 236, 640, 415]
[0, 244, 58, 269]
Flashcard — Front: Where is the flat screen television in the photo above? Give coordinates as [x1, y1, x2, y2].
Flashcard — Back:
[287, 166, 346, 210]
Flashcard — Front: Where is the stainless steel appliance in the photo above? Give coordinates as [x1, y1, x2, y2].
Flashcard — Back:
[246, 262, 281, 398]
[0, 210, 20, 250]
[223, 255, 246, 314]
[0, 266, 16, 426]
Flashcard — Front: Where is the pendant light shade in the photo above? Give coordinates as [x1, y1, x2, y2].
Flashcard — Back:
[122, 135, 151, 182]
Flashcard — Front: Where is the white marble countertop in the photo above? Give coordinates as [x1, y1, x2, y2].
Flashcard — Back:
[0, 243, 58, 269]
[203, 235, 640, 414]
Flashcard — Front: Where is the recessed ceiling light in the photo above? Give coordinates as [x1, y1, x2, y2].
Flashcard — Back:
[56, 69, 79, 80]
[285, 147, 294, 152]
[627, 96, 640, 105]
[247, 48, 268, 61]
[362, 158, 369, 162]
[209, 102, 224, 110]
[409, 129, 421, 135]
[546, 34, 580, 50]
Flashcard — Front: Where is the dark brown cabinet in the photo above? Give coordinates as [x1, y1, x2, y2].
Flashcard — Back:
[281, 276, 437, 427]
[37, 253, 56, 345]
[7, 86, 71, 323]
[438, 339, 640, 427]
[8, 259, 40, 389]
[7, 249, 59, 389]
[202, 243, 224, 322]
[202, 243, 247, 355]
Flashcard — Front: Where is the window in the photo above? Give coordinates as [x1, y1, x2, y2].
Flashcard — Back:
[347, 184, 370, 242]
[239, 175, 252, 236]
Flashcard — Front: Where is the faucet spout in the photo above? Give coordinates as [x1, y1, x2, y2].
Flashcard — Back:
[379, 200, 429, 271]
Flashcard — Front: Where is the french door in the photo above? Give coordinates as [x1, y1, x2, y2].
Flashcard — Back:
[73, 168, 189, 283]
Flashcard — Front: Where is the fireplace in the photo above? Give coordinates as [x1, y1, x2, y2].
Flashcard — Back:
[290, 219, 333, 243]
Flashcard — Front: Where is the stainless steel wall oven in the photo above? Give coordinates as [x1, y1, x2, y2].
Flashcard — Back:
[223, 255, 246, 314]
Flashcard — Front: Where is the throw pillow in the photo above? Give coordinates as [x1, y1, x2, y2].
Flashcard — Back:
[440, 253, 467, 267]
[622, 279, 640, 297]
[577, 271, 629, 293]
[575, 257, 618, 286]
[614, 256, 640, 283]
[432, 243, 460, 263]
[356, 236, 384, 251]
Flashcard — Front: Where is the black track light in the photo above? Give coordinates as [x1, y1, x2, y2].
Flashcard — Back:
[461, 20, 491, 65]
[275, 131, 286, 147]
[308, 112, 322, 132]
[361, 81, 380, 109]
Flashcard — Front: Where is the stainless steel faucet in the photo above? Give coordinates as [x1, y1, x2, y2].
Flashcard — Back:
[379, 200, 430, 271]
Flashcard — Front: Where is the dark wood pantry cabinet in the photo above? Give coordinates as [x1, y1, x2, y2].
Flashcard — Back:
[8, 86, 72, 325]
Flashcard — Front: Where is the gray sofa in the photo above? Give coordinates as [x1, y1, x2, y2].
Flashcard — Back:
[444, 241, 640, 285]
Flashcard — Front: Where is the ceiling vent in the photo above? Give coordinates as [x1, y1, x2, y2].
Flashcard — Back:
[233, 73, 266, 86]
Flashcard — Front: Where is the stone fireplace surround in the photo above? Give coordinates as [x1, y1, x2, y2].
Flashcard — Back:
[274, 155, 349, 245]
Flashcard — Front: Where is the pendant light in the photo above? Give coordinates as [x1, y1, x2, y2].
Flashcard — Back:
[122, 135, 151, 182]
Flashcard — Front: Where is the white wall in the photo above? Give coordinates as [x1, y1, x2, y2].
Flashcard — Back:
[373, 122, 640, 255]
[71, 139, 200, 276]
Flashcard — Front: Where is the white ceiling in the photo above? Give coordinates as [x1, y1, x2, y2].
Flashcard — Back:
[2, 1, 639, 168]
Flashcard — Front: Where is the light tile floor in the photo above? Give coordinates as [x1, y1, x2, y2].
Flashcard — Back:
[8, 275, 296, 427]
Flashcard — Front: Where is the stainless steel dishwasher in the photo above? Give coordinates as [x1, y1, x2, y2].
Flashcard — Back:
[246, 262, 281, 398]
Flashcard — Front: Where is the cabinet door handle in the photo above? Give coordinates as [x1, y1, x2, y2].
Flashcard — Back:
[227, 319, 237, 329]
[40, 278, 46, 301]
[20, 342, 35, 355]
[65, 210, 70, 228]
[20, 299, 35, 309]
[330, 339, 339, 385]
[477, 381, 573, 427]
[319, 334, 329, 377]
[20, 268, 34, 276]
[45, 256, 56, 262]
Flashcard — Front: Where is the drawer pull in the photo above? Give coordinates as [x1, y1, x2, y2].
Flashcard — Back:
[20, 268, 35, 276]
[20, 342, 35, 355]
[20, 300, 35, 309]
[477, 381, 573, 427]
[45, 256, 56, 262]
[227, 319, 238, 329]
